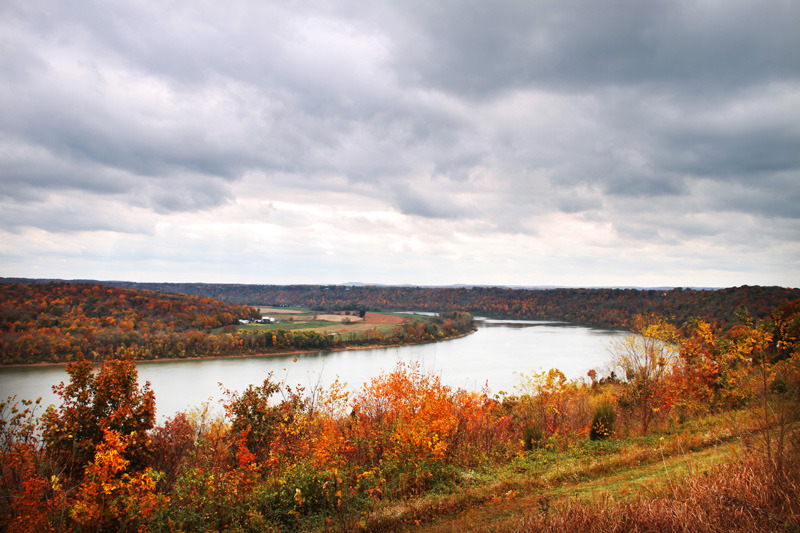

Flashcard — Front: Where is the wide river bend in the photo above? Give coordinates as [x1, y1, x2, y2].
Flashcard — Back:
[0, 319, 628, 420]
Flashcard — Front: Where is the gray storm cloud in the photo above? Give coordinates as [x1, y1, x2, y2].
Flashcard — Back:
[0, 0, 797, 286]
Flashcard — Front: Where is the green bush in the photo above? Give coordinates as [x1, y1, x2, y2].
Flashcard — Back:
[522, 424, 544, 450]
[590, 402, 616, 441]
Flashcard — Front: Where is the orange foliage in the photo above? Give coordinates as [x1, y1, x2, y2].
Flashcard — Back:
[0, 281, 475, 365]
[353, 363, 458, 461]
[5, 443, 57, 533]
[1, 298, 797, 530]
[0, 281, 258, 363]
[69, 429, 165, 531]
[41, 356, 156, 472]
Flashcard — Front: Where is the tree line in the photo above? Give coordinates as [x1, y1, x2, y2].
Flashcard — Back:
[98, 281, 799, 330]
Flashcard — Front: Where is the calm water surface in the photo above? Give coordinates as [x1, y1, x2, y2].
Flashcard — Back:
[0, 320, 627, 419]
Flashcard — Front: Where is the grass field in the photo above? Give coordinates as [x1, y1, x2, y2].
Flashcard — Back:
[233, 308, 407, 337]
[236, 320, 339, 332]
[397, 440, 741, 533]
[363, 410, 781, 532]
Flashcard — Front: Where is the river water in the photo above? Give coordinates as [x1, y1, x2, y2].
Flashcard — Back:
[0, 319, 628, 420]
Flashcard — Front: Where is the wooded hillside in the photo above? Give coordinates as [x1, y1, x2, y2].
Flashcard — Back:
[0, 281, 259, 364]
[0, 281, 475, 364]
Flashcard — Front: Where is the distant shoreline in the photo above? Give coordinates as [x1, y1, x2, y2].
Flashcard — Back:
[0, 329, 476, 369]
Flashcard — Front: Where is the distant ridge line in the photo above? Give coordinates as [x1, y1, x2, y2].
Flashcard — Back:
[1, 277, 729, 291]
[2, 277, 798, 331]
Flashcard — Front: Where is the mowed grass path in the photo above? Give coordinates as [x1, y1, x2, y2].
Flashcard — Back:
[373, 427, 742, 532]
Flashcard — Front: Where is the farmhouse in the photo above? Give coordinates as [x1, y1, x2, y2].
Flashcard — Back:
[239, 316, 275, 325]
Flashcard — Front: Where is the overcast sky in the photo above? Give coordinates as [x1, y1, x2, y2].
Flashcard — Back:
[1, 1, 798, 288]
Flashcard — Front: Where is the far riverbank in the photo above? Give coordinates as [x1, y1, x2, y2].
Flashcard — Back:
[0, 328, 477, 369]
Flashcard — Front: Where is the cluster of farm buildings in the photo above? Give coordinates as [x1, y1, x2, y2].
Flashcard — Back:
[238, 316, 276, 325]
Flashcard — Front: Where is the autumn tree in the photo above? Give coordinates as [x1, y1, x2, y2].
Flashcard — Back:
[0, 397, 60, 532]
[515, 368, 573, 444]
[347, 363, 463, 496]
[609, 316, 680, 435]
[735, 303, 800, 478]
[41, 356, 155, 473]
[223, 374, 309, 459]
[677, 318, 754, 414]
[68, 429, 164, 531]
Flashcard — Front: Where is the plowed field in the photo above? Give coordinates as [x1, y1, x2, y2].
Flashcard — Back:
[314, 312, 404, 334]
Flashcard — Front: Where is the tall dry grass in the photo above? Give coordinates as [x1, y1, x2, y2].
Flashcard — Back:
[507, 450, 800, 533]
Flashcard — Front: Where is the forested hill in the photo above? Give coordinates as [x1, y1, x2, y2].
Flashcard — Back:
[99, 281, 798, 330]
[0, 281, 476, 364]
[0, 281, 259, 363]
[0, 281, 259, 332]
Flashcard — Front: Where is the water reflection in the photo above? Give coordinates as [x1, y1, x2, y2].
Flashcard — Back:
[1, 321, 629, 420]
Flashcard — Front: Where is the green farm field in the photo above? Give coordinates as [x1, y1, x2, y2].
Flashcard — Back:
[233, 308, 407, 337]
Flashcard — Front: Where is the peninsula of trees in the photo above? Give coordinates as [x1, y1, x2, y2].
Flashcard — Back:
[0, 281, 475, 364]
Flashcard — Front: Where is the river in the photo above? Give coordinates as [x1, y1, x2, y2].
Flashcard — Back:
[0, 319, 628, 420]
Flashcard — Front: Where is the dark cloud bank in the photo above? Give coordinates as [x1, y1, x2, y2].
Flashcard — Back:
[0, 0, 798, 285]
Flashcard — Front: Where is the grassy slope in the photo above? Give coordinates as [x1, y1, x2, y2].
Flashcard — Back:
[364, 413, 749, 532]
[412, 445, 735, 533]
